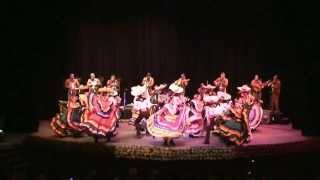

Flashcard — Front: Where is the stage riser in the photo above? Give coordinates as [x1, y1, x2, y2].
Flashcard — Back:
[262, 110, 290, 124]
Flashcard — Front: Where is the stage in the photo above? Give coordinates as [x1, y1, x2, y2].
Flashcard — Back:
[0, 120, 319, 179]
[23, 120, 320, 161]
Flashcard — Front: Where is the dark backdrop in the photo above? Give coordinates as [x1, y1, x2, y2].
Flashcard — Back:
[7, 0, 318, 134]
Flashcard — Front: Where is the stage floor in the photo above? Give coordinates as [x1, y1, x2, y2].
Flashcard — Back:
[23, 120, 320, 161]
[34, 120, 307, 147]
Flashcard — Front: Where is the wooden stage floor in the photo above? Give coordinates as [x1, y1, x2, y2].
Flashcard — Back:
[23, 120, 320, 161]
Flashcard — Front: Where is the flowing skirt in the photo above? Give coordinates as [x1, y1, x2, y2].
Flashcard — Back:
[67, 107, 84, 132]
[184, 110, 204, 137]
[51, 101, 83, 136]
[215, 118, 247, 145]
[81, 108, 118, 137]
[147, 106, 188, 138]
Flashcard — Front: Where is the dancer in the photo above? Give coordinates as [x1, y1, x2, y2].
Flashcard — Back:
[211, 85, 253, 145]
[214, 72, 229, 92]
[51, 100, 69, 137]
[203, 90, 232, 144]
[66, 89, 85, 134]
[142, 72, 155, 89]
[235, 84, 264, 132]
[150, 84, 168, 111]
[214, 99, 251, 145]
[236, 85, 255, 106]
[51, 89, 84, 137]
[130, 85, 152, 137]
[235, 85, 255, 138]
[81, 87, 119, 142]
[147, 83, 188, 146]
[185, 94, 204, 137]
[174, 73, 190, 90]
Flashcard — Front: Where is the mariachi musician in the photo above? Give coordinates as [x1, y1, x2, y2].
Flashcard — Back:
[250, 74, 270, 101]
[64, 73, 80, 97]
[214, 72, 228, 92]
[174, 73, 190, 92]
[267, 74, 281, 113]
[142, 72, 155, 89]
[106, 74, 120, 92]
[87, 73, 101, 93]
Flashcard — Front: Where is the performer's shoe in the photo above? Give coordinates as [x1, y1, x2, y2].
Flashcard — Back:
[128, 119, 135, 126]
[94, 136, 99, 143]
[72, 132, 82, 138]
[169, 140, 175, 146]
[245, 135, 252, 143]
[137, 134, 143, 139]
[136, 131, 143, 138]
[163, 140, 168, 146]
[106, 135, 111, 142]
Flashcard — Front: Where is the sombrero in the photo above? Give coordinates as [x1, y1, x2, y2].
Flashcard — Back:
[201, 84, 216, 89]
[79, 85, 89, 90]
[98, 86, 114, 94]
[217, 91, 231, 101]
[237, 84, 251, 92]
[169, 83, 184, 94]
[109, 89, 118, 96]
[203, 95, 220, 103]
[131, 85, 146, 97]
[154, 84, 167, 91]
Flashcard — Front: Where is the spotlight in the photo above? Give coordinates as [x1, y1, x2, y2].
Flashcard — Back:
[0, 129, 3, 142]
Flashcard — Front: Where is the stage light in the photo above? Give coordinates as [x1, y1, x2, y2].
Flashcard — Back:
[0, 129, 3, 142]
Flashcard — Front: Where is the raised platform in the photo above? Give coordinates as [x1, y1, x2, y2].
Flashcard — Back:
[23, 120, 320, 161]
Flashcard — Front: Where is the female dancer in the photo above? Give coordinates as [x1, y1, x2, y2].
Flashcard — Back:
[214, 85, 252, 145]
[185, 94, 204, 137]
[147, 83, 188, 146]
[81, 87, 119, 142]
[51, 89, 84, 137]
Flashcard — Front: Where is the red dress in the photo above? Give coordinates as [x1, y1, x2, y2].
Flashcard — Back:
[81, 94, 119, 136]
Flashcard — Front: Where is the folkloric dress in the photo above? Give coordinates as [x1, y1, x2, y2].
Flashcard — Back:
[129, 85, 153, 134]
[51, 90, 84, 136]
[185, 99, 204, 137]
[81, 94, 119, 137]
[131, 95, 153, 134]
[215, 104, 250, 145]
[66, 94, 84, 132]
[147, 95, 188, 138]
[51, 100, 69, 136]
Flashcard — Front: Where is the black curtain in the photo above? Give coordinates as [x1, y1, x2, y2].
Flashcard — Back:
[64, 0, 296, 113]
[8, 0, 317, 134]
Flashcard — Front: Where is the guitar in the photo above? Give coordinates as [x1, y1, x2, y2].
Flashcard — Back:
[252, 80, 271, 92]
